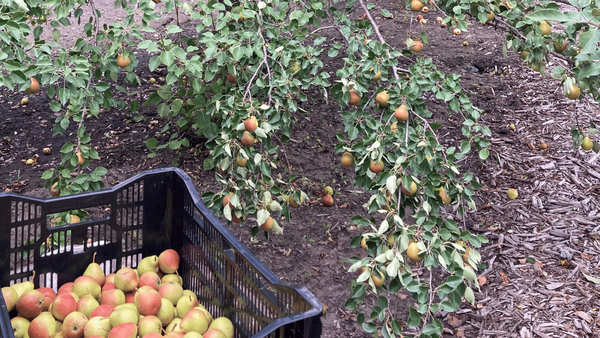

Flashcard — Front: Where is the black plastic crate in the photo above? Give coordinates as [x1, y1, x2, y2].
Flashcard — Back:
[0, 168, 322, 338]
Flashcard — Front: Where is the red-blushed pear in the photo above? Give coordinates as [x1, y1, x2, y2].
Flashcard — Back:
[159, 281, 184, 306]
[114, 267, 138, 292]
[89, 304, 114, 318]
[108, 323, 137, 338]
[142, 333, 163, 338]
[104, 274, 116, 284]
[244, 116, 258, 132]
[72, 276, 101, 301]
[209, 317, 234, 338]
[16, 289, 45, 319]
[83, 252, 106, 287]
[176, 294, 199, 319]
[28, 312, 56, 338]
[182, 332, 204, 338]
[137, 255, 160, 276]
[76, 294, 99, 319]
[101, 283, 116, 291]
[240, 131, 255, 147]
[138, 315, 162, 337]
[158, 249, 180, 274]
[161, 273, 183, 285]
[138, 271, 162, 291]
[164, 333, 185, 338]
[203, 328, 227, 338]
[51, 293, 78, 321]
[83, 317, 111, 338]
[2, 286, 18, 312]
[10, 316, 30, 338]
[195, 307, 213, 327]
[37, 287, 57, 312]
[135, 286, 162, 316]
[57, 282, 74, 296]
[109, 307, 139, 327]
[166, 318, 183, 333]
[62, 311, 88, 338]
[157, 298, 175, 326]
[180, 308, 209, 334]
[124, 291, 136, 303]
[100, 289, 125, 308]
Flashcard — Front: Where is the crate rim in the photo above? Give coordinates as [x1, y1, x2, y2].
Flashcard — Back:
[0, 167, 322, 338]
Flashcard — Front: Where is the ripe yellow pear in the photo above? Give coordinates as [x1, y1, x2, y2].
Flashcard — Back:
[565, 83, 580, 100]
[411, 0, 424, 12]
[371, 270, 385, 287]
[348, 89, 360, 106]
[539, 21, 551, 35]
[582, 136, 593, 151]
[507, 188, 518, 200]
[407, 242, 422, 262]
[341, 152, 355, 167]
[375, 91, 389, 107]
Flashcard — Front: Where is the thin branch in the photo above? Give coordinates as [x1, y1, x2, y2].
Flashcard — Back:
[310, 25, 348, 47]
[89, 0, 99, 44]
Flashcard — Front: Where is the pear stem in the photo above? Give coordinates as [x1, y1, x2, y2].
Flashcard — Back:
[93, 251, 97, 264]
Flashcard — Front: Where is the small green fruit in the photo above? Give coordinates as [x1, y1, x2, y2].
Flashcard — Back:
[507, 188, 518, 200]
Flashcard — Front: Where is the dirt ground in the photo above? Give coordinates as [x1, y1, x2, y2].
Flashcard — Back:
[2, 1, 600, 338]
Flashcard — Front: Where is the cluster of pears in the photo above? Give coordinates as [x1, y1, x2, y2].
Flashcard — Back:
[3, 250, 233, 338]
[358, 236, 423, 287]
[240, 116, 258, 148]
[322, 186, 334, 207]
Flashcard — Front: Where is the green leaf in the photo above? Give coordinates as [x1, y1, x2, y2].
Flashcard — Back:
[381, 9, 391, 18]
[96, 81, 109, 92]
[479, 148, 489, 160]
[430, 122, 442, 130]
[51, 28, 61, 42]
[41, 170, 54, 180]
[526, 9, 569, 22]
[161, 51, 174, 66]
[146, 138, 158, 149]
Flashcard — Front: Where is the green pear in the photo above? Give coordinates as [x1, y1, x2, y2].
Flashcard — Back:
[10, 317, 30, 338]
[83, 252, 106, 286]
[183, 332, 205, 338]
[165, 318, 183, 333]
[72, 275, 101, 301]
[114, 303, 138, 312]
[209, 317, 234, 338]
[176, 294, 198, 319]
[195, 307, 213, 327]
[2, 286, 18, 311]
[156, 298, 175, 326]
[109, 307, 139, 327]
[138, 315, 162, 337]
[12, 278, 35, 298]
[83, 316, 112, 337]
[137, 255, 159, 276]
[77, 294, 100, 318]
[180, 308, 208, 334]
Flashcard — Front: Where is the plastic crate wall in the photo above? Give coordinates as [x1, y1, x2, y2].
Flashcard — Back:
[0, 168, 322, 338]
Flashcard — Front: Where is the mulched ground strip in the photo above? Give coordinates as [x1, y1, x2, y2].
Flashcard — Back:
[1, 2, 600, 337]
